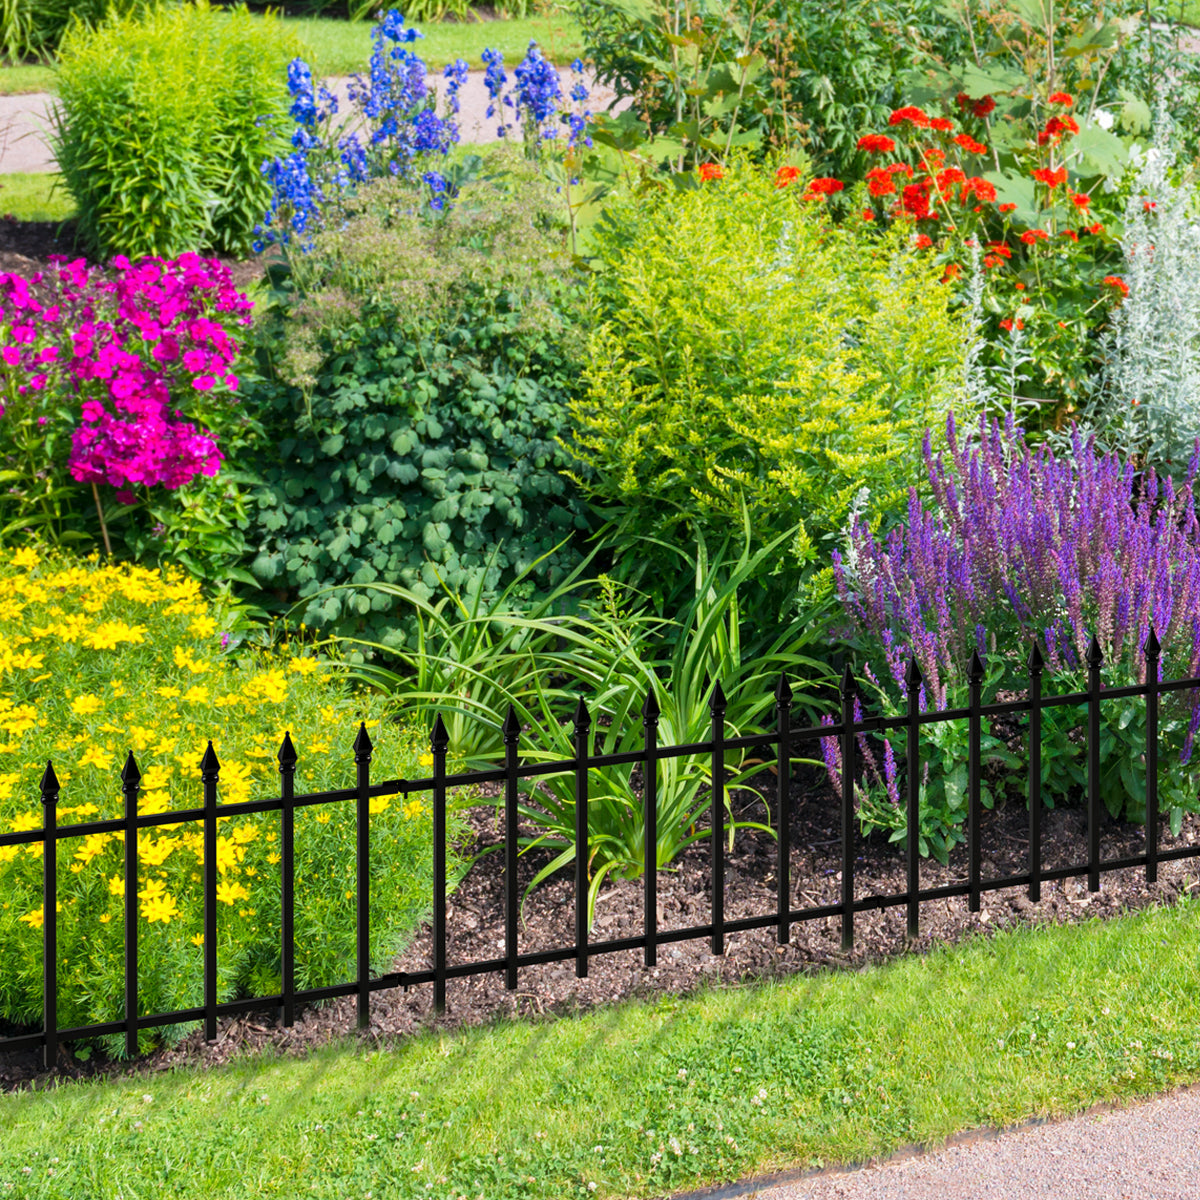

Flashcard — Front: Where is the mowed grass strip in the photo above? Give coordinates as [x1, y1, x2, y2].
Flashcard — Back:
[0, 173, 73, 221]
[2, 895, 1199, 1198]
[0, 11, 586, 96]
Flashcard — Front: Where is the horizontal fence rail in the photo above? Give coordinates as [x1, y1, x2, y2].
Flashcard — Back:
[3, 631, 1200, 1070]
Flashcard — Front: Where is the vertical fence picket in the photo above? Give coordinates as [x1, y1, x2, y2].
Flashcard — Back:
[355, 723, 374, 1031]
[905, 657, 922, 940]
[709, 681, 726, 956]
[201, 741, 220, 1042]
[1145, 628, 1160, 885]
[968, 650, 983, 913]
[504, 705, 521, 992]
[573, 699, 591, 979]
[1027, 642, 1044, 903]
[121, 752, 141, 1059]
[39, 762, 59, 1072]
[1087, 635, 1103, 893]
[431, 715, 449, 1013]
[839, 666, 855, 952]
[278, 732, 297, 1028]
[775, 675, 792, 945]
[643, 688, 660, 969]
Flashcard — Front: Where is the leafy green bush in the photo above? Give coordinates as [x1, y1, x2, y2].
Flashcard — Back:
[244, 165, 592, 649]
[571, 160, 967, 593]
[51, 1, 302, 259]
[0, 0, 148, 63]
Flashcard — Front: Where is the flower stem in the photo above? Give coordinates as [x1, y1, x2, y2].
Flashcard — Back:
[91, 481, 112, 557]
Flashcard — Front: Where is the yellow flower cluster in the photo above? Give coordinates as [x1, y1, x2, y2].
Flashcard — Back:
[0, 545, 446, 1044]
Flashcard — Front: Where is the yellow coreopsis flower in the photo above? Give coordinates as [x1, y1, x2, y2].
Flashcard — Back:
[11, 546, 40, 570]
[289, 657, 319, 676]
[188, 615, 218, 639]
[182, 685, 209, 705]
[141, 892, 180, 924]
[78, 745, 114, 771]
[403, 799, 425, 821]
[215, 881, 249, 906]
[70, 694, 104, 717]
[369, 796, 390, 816]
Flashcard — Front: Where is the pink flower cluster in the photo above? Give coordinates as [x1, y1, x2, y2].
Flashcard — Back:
[0, 253, 253, 501]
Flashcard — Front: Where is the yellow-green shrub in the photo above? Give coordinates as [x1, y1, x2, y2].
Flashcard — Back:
[0, 546, 461, 1056]
[572, 163, 968, 575]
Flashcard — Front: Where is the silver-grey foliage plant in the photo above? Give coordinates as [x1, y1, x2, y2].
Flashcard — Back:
[1092, 111, 1200, 468]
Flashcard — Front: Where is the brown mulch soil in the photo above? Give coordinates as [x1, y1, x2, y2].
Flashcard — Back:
[3, 757, 1198, 1094]
[0, 215, 267, 292]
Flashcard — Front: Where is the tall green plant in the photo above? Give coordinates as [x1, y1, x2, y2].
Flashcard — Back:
[51, 2, 301, 259]
[0, 0, 149, 62]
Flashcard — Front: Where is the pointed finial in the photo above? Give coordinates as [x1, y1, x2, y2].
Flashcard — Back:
[121, 750, 141, 787]
[642, 687, 660, 720]
[904, 656, 923, 689]
[277, 731, 298, 767]
[200, 741, 220, 776]
[431, 714, 450, 750]
[1145, 625, 1161, 659]
[353, 721, 374, 758]
[573, 697, 591, 730]
[840, 663, 855, 695]
[503, 704, 521, 740]
[969, 648, 985, 681]
[1087, 634, 1104, 667]
[1027, 640, 1045, 674]
[39, 760, 60, 801]
[709, 679, 727, 713]
[775, 673, 792, 706]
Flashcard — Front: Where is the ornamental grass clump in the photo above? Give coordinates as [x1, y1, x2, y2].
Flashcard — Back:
[0, 546, 459, 1057]
[829, 413, 1200, 857]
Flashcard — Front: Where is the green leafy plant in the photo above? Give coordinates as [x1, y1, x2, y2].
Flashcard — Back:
[244, 164, 592, 647]
[0, 0, 150, 62]
[571, 158, 966, 597]
[51, 1, 302, 259]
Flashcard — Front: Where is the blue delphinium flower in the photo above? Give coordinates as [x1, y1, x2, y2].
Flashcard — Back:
[512, 41, 562, 141]
[481, 47, 510, 137]
[565, 58, 593, 149]
[444, 58, 469, 119]
[423, 170, 449, 211]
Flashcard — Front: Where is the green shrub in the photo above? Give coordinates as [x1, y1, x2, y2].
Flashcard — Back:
[51, 1, 302, 259]
[571, 160, 967, 594]
[0, 546, 464, 1056]
[244, 165, 592, 649]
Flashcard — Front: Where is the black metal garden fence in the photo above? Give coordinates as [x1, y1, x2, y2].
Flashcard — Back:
[4, 629, 1200, 1072]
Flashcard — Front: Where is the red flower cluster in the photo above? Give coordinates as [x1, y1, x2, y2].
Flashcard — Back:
[961, 176, 996, 203]
[1103, 275, 1130, 298]
[1032, 166, 1068, 188]
[954, 134, 987, 155]
[1048, 91, 1074, 107]
[1020, 229, 1050, 245]
[775, 165, 801, 188]
[889, 105, 931, 128]
[806, 177, 845, 196]
[857, 133, 896, 154]
[698, 162, 725, 182]
[1038, 114, 1079, 146]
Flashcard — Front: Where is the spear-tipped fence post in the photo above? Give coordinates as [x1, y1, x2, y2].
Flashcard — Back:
[775, 674, 792, 946]
[431, 714, 450, 1013]
[278, 731, 298, 1028]
[1027, 641, 1044, 903]
[121, 751, 141, 1059]
[968, 648, 984, 913]
[1145, 627, 1160, 885]
[201, 741, 220, 1043]
[643, 686, 660, 968]
[40, 761, 59, 1072]
[1087, 635, 1103, 893]
[573, 697, 591, 978]
[503, 705, 521, 992]
[709, 679, 727, 956]
[839, 665, 856, 952]
[905, 656, 922, 941]
[354, 721, 374, 1031]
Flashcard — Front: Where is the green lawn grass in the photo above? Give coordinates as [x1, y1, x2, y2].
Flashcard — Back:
[0, 173, 73, 222]
[0, 10, 586, 96]
[3, 896, 1200, 1199]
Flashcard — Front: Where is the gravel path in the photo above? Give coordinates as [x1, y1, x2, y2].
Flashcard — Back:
[673, 1086, 1200, 1200]
[0, 68, 624, 175]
